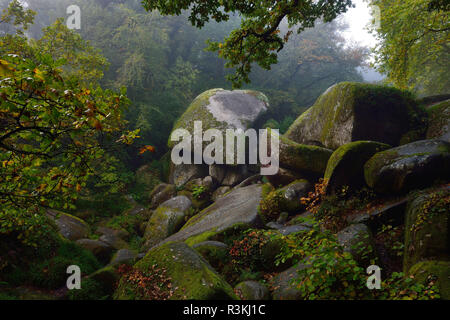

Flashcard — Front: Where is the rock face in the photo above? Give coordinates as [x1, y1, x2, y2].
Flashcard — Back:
[278, 134, 333, 177]
[337, 224, 376, 265]
[271, 263, 308, 300]
[280, 180, 312, 210]
[364, 139, 450, 194]
[46, 210, 89, 241]
[324, 141, 391, 194]
[169, 163, 209, 187]
[169, 89, 269, 147]
[193, 241, 229, 268]
[108, 249, 137, 267]
[403, 188, 450, 272]
[115, 242, 237, 300]
[149, 183, 177, 209]
[144, 196, 192, 248]
[285, 82, 425, 149]
[408, 261, 450, 300]
[235, 281, 270, 300]
[158, 184, 264, 246]
[426, 99, 450, 142]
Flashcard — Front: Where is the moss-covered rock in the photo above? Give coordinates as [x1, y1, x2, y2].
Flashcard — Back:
[364, 140, 450, 194]
[157, 184, 264, 247]
[426, 99, 450, 142]
[144, 196, 192, 248]
[192, 241, 229, 268]
[115, 241, 237, 300]
[336, 224, 377, 266]
[168, 89, 269, 148]
[285, 82, 426, 149]
[408, 261, 450, 300]
[324, 141, 390, 194]
[46, 209, 89, 241]
[235, 281, 270, 300]
[278, 133, 333, 177]
[403, 188, 450, 272]
[169, 163, 209, 187]
[149, 183, 177, 209]
[258, 180, 311, 224]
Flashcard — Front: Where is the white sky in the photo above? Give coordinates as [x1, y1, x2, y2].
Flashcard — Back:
[340, 0, 379, 48]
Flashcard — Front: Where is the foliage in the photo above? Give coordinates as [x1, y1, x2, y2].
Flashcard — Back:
[143, 0, 353, 87]
[370, 0, 450, 95]
[229, 230, 270, 271]
[409, 189, 450, 233]
[68, 277, 108, 300]
[116, 263, 175, 300]
[0, 1, 136, 246]
[191, 185, 207, 200]
[300, 178, 328, 214]
[274, 222, 440, 300]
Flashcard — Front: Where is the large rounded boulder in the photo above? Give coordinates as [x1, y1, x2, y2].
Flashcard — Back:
[144, 196, 192, 248]
[114, 241, 237, 300]
[324, 141, 390, 194]
[364, 140, 450, 194]
[285, 82, 426, 149]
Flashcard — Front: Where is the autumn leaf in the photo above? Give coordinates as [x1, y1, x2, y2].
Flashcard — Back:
[139, 145, 155, 154]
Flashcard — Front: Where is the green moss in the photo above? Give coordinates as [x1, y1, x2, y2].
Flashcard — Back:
[115, 242, 237, 300]
[363, 149, 400, 189]
[325, 141, 391, 194]
[409, 261, 450, 300]
[185, 229, 219, 247]
[185, 223, 251, 247]
[27, 241, 100, 289]
[404, 189, 450, 272]
[279, 134, 333, 174]
[168, 89, 226, 148]
[426, 100, 449, 139]
[68, 277, 108, 300]
[286, 82, 422, 149]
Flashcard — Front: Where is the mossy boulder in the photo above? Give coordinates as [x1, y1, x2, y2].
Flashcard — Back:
[46, 209, 89, 241]
[168, 89, 269, 169]
[169, 163, 209, 187]
[157, 184, 264, 246]
[192, 241, 229, 268]
[426, 99, 450, 142]
[235, 281, 270, 300]
[336, 224, 377, 266]
[324, 141, 391, 194]
[144, 196, 192, 248]
[115, 241, 237, 300]
[285, 82, 425, 149]
[403, 188, 450, 272]
[108, 249, 138, 267]
[258, 180, 311, 224]
[88, 266, 120, 298]
[277, 134, 333, 177]
[270, 263, 309, 300]
[168, 89, 269, 148]
[149, 183, 177, 209]
[364, 140, 450, 194]
[408, 261, 450, 300]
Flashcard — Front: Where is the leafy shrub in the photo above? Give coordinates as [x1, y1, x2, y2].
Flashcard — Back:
[29, 241, 100, 289]
[274, 222, 440, 300]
